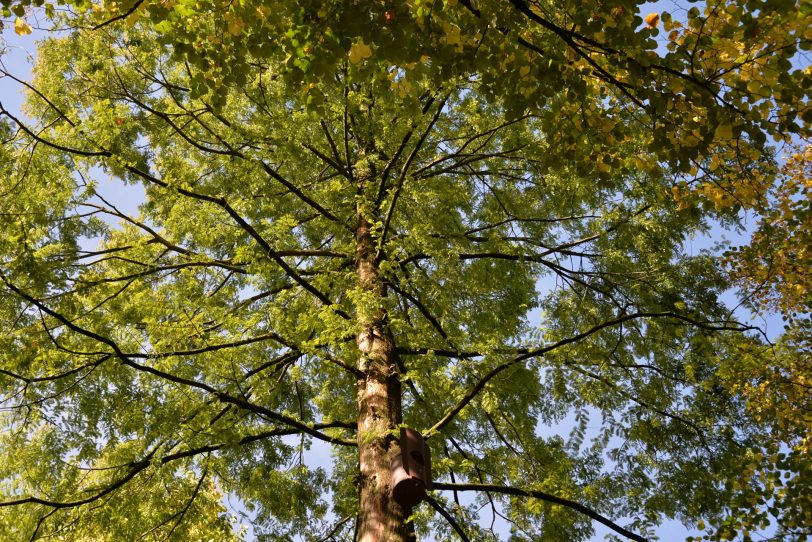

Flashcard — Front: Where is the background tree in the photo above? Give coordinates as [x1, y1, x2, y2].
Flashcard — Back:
[0, 2, 808, 542]
[708, 145, 811, 542]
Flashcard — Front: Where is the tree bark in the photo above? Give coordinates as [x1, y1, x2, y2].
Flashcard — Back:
[355, 213, 414, 542]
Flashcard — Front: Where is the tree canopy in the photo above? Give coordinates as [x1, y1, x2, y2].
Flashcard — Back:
[0, 1, 809, 541]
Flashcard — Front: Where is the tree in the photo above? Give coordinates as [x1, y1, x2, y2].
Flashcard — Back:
[0, 3, 808, 542]
[710, 145, 812, 542]
[728, 145, 811, 319]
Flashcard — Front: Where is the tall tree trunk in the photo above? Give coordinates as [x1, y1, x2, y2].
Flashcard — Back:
[355, 213, 414, 542]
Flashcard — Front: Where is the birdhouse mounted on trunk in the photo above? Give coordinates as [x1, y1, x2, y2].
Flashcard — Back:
[390, 428, 432, 509]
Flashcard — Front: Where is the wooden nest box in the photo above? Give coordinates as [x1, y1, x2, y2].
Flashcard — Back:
[390, 428, 432, 509]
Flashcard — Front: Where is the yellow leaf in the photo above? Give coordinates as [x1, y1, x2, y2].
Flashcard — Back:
[645, 12, 660, 29]
[715, 123, 733, 140]
[14, 17, 33, 36]
[443, 22, 463, 49]
[225, 12, 243, 36]
[348, 42, 372, 64]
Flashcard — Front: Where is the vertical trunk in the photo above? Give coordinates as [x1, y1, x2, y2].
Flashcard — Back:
[355, 214, 414, 542]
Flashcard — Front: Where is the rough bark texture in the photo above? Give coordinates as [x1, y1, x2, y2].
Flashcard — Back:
[355, 213, 414, 542]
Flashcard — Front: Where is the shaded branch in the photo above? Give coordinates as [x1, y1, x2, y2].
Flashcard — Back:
[0, 449, 158, 509]
[432, 482, 648, 542]
[314, 514, 354, 542]
[0, 273, 355, 447]
[425, 494, 472, 542]
[377, 94, 450, 258]
[160, 421, 356, 464]
[304, 143, 351, 178]
[0, 356, 108, 385]
[0, 420, 354, 514]
[2, 87, 344, 312]
[124, 332, 288, 360]
[424, 311, 754, 437]
[388, 282, 450, 341]
[92, 0, 146, 29]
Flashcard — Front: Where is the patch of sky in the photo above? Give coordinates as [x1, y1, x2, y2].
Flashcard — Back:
[3, 20, 147, 258]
